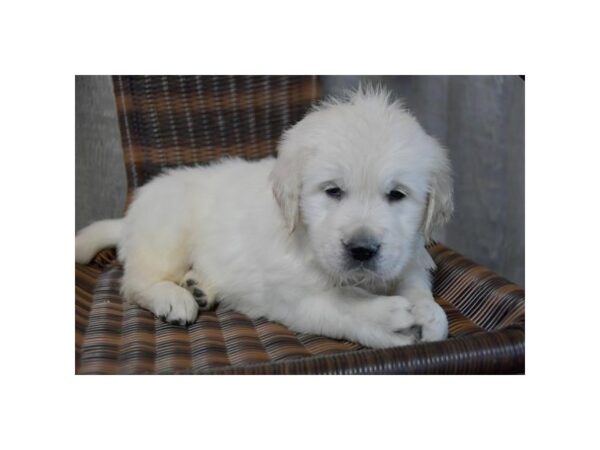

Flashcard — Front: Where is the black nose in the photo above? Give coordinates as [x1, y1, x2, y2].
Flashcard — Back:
[345, 239, 381, 262]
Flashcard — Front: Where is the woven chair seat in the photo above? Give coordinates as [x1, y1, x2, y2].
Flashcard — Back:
[75, 243, 524, 374]
[75, 75, 524, 374]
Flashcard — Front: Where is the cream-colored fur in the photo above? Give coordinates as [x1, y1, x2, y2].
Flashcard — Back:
[76, 88, 453, 348]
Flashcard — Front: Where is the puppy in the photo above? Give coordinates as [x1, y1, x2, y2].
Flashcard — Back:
[76, 88, 453, 348]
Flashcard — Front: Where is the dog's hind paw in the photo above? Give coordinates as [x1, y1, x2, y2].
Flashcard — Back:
[180, 270, 218, 311]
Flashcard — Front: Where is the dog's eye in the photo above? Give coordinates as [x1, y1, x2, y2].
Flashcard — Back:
[387, 189, 406, 202]
[325, 187, 343, 200]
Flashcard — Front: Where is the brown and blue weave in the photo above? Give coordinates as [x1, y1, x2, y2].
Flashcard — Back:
[75, 243, 524, 374]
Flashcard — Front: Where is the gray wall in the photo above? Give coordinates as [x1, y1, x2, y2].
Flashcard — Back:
[75, 76, 126, 232]
[75, 76, 524, 286]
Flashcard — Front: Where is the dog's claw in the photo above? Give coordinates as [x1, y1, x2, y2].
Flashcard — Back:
[409, 325, 422, 341]
[192, 288, 208, 308]
[394, 324, 422, 341]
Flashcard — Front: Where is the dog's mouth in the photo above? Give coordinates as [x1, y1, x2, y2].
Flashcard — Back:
[338, 266, 390, 291]
[346, 259, 377, 271]
[343, 261, 383, 280]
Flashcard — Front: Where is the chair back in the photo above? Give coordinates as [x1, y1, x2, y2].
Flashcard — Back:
[112, 75, 320, 200]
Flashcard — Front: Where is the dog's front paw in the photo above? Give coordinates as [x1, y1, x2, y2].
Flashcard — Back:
[409, 297, 448, 342]
[353, 295, 420, 348]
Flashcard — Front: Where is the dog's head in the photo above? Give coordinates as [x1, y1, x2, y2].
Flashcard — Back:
[270, 87, 453, 284]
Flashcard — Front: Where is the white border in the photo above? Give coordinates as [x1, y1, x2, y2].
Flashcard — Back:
[2, 1, 599, 448]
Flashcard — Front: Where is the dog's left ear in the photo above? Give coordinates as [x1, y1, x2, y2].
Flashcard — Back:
[269, 132, 307, 233]
[423, 139, 454, 243]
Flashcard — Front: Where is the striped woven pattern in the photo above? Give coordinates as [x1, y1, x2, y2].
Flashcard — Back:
[75, 243, 524, 374]
[75, 75, 524, 374]
[113, 75, 319, 201]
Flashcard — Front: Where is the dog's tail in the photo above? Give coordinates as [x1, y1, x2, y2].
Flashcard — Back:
[75, 218, 124, 264]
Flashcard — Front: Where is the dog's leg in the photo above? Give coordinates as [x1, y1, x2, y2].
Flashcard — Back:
[395, 250, 448, 342]
[265, 286, 423, 348]
[179, 269, 218, 311]
[121, 259, 200, 326]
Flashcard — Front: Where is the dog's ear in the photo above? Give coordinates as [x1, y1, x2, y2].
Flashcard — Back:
[270, 133, 306, 233]
[423, 140, 454, 243]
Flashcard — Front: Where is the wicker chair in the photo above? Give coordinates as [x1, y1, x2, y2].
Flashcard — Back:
[75, 75, 525, 374]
